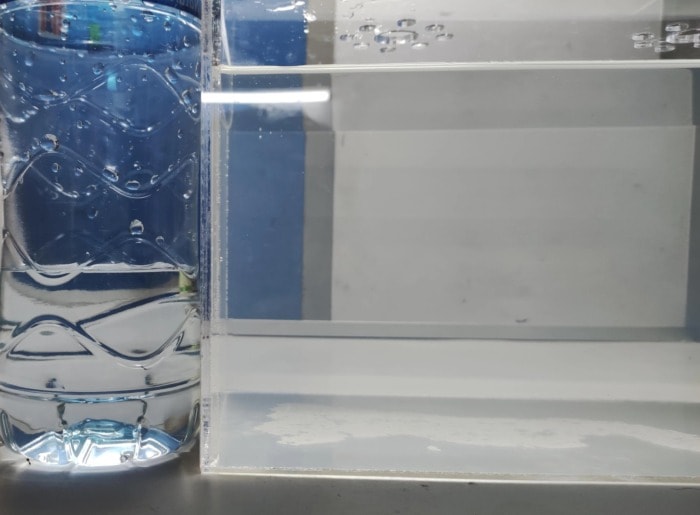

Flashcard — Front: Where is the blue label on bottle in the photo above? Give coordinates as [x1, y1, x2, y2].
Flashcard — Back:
[0, 0, 201, 18]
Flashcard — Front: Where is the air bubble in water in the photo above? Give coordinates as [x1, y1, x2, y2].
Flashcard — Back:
[183, 35, 191, 48]
[51, 163, 60, 173]
[397, 18, 415, 28]
[177, 129, 184, 139]
[673, 29, 700, 44]
[165, 67, 179, 84]
[142, 10, 155, 22]
[665, 22, 689, 32]
[102, 166, 119, 182]
[129, 219, 144, 236]
[304, 10, 317, 22]
[375, 30, 418, 46]
[183, 189, 193, 200]
[40, 134, 59, 151]
[412, 42, 428, 49]
[164, 20, 172, 31]
[380, 46, 396, 53]
[24, 52, 34, 67]
[92, 63, 105, 75]
[654, 41, 675, 53]
[631, 31, 655, 42]
[87, 208, 99, 220]
[75, 165, 84, 176]
[181, 90, 193, 106]
[125, 180, 140, 191]
[59, 74, 67, 82]
[359, 24, 376, 32]
[150, 174, 160, 185]
[634, 40, 654, 49]
[435, 33, 454, 42]
[155, 236, 165, 246]
[354, 42, 369, 50]
[426, 24, 444, 32]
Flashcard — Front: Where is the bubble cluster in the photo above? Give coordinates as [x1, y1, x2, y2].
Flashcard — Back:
[338, 18, 455, 54]
[632, 21, 700, 53]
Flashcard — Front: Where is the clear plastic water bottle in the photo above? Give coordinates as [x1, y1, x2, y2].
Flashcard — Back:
[0, 0, 201, 468]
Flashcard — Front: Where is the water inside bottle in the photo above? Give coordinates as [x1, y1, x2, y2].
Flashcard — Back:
[0, 0, 201, 468]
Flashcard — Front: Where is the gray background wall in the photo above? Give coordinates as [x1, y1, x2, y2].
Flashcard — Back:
[329, 68, 695, 327]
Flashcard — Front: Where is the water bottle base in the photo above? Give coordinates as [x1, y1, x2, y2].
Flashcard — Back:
[1, 419, 195, 470]
[0, 388, 200, 470]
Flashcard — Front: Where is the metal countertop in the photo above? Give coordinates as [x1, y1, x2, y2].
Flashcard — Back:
[1, 446, 699, 515]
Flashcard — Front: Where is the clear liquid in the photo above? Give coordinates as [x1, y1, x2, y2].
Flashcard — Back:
[213, 65, 698, 331]
[205, 62, 700, 478]
[0, 1, 201, 468]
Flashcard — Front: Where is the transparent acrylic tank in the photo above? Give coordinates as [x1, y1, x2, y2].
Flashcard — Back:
[201, 0, 700, 481]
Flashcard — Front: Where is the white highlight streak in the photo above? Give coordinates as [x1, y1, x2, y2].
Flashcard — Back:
[201, 89, 330, 105]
